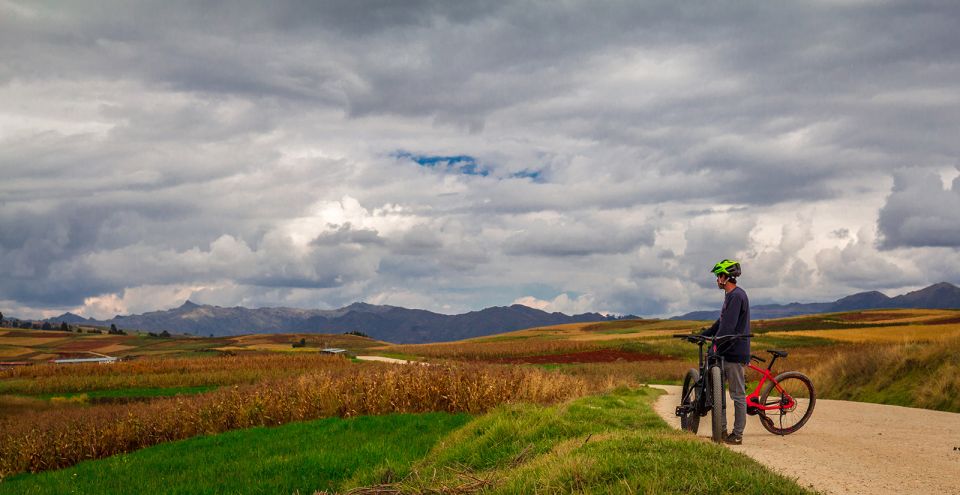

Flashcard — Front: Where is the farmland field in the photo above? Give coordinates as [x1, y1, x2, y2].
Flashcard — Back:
[2, 307, 958, 492]
[0, 328, 385, 364]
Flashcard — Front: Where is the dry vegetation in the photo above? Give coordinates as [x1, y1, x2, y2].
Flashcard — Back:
[0, 353, 342, 395]
[382, 339, 604, 360]
[0, 359, 627, 479]
[809, 335, 960, 412]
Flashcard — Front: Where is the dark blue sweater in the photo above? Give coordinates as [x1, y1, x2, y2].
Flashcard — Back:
[701, 286, 751, 364]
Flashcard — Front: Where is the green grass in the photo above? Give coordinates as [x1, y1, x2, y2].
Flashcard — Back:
[0, 412, 471, 495]
[352, 387, 813, 494]
[36, 385, 219, 401]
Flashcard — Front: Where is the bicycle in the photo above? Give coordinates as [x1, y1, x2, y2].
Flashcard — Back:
[672, 333, 815, 442]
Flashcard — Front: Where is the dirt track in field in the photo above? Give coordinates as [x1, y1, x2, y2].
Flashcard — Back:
[650, 385, 960, 495]
[489, 349, 674, 364]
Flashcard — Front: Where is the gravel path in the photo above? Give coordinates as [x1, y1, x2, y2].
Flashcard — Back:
[650, 385, 960, 495]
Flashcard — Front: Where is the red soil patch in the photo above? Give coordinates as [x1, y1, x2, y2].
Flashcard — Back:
[491, 349, 674, 364]
[923, 315, 960, 325]
[581, 319, 661, 332]
[834, 312, 917, 323]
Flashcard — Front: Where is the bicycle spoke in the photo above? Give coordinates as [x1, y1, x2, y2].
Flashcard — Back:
[759, 372, 816, 435]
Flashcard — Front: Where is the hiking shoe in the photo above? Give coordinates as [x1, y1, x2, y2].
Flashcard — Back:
[723, 433, 742, 445]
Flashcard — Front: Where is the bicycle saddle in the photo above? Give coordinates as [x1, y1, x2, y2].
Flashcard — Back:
[767, 349, 788, 358]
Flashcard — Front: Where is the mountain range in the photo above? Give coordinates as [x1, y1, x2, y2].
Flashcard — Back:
[674, 282, 960, 321]
[45, 302, 633, 344]
[32, 282, 960, 343]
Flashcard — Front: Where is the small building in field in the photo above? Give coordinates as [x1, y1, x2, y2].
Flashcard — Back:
[52, 356, 118, 365]
[320, 348, 348, 355]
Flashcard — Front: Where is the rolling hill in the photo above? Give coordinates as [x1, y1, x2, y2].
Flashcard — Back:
[675, 282, 960, 320]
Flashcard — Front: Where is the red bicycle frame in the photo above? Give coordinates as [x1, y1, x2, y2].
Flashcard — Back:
[745, 362, 795, 411]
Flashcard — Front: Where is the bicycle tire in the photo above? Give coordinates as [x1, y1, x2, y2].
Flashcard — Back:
[680, 368, 701, 433]
[710, 365, 724, 442]
[759, 371, 816, 435]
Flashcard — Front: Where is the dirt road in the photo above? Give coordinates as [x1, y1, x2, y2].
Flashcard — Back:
[650, 385, 960, 495]
[355, 355, 416, 364]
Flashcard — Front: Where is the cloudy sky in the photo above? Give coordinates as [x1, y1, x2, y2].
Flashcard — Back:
[2, 1, 959, 320]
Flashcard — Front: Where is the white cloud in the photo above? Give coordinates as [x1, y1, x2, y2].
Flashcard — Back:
[513, 293, 599, 315]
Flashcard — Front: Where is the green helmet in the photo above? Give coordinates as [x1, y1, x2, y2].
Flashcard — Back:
[711, 259, 741, 278]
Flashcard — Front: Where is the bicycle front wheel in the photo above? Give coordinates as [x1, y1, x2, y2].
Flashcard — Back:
[759, 371, 816, 435]
[680, 368, 700, 434]
[710, 365, 724, 442]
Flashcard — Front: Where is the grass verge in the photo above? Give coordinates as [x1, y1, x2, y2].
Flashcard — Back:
[338, 387, 814, 494]
[0, 412, 470, 495]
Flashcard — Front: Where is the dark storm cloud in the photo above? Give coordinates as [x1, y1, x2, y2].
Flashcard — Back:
[878, 169, 960, 249]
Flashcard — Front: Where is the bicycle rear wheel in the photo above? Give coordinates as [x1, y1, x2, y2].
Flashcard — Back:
[680, 368, 700, 433]
[710, 365, 724, 442]
[759, 371, 815, 435]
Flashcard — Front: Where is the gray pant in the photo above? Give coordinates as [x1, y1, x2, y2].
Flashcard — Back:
[723, 361, 747, 436]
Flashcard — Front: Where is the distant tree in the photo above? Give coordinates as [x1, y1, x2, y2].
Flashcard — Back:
[344, 330, 369, 338]
[209, 333, 214, 338]
[109, 324, 118, 334]
[60, 322, 69, 332]
[19, 321, 31, 329]
[41, 322, 53, 330]
[148, 332, 158, 337]
[292, 337, 307, 348]
[160, 330, 171, 338]
[0, 311, 4, 323]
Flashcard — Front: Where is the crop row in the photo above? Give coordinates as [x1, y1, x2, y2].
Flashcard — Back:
[382, 338, 603, 360]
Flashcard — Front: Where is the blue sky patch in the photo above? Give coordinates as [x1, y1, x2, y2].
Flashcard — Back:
[395, 151, 489, 176]
[511, 169, 543, 182]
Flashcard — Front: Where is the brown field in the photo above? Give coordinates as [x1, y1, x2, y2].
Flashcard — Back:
[771, 323, 960, 343]
[1, 330, 72, 339]
[0, 336, 71, 347]
[94, 344, 136, 354]
[490, 349, 675, 364]
[0, 347, 32, 358]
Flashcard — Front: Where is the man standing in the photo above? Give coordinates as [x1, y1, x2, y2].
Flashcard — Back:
[701, 259, 750, 445]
